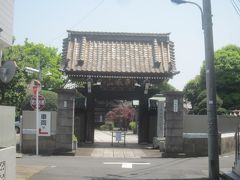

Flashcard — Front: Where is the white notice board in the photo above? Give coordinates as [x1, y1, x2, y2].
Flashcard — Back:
[115, 132, 122, 141]
[38, 111, 51, 136]
[173, 99, 178, 112]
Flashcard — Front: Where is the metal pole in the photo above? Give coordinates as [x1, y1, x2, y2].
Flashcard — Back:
[38, 49, 42, 81]
[36, 88, 39, 155]
[0, 49, 2, 66]
[202, 0, 219, 179]
[38, 59, 42, 81]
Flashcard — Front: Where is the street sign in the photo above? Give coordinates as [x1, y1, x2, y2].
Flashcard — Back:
[38, 112, 51, 136]
[30, 79, 41, 96]
[30, 95, 46, 110]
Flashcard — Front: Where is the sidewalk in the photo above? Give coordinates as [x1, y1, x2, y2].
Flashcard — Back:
[76, 130, 161, 158]
[16, 164, 46, 180]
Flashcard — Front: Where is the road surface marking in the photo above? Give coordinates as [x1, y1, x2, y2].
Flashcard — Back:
[103, 162, 150, 169]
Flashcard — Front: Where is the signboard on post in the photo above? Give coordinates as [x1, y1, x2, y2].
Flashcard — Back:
[38, 112, 51, 136]
[115, 131, 122, 141]
[29, 79, 42, 155]
[30, 95, 46, 110]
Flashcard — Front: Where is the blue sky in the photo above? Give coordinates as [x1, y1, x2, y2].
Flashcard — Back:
[13, 0, 240, 90]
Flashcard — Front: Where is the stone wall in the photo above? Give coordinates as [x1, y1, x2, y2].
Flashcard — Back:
[183, 115, 240, 133]
[56, 89, 76, 152]
[164, 92, 183, 154]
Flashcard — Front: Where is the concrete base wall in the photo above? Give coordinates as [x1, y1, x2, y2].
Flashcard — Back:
[22, 135, 56, 154]
[22, 111, 57, 155]
[183, 133, 235, 156]
[0, 146, 16, 180]
[183, 134, 209, 156]
[233, 161, 240, 177]
[220, 133, 235, 154]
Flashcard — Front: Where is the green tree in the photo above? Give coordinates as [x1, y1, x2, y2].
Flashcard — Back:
[192, 90, 226, 115]
[183, 75, 201, 110]
[0, 40, 64, 116]
[214, 45, 240, 109]
[0, 68, 27, 117]
[21, 90, 58, 111]
[183, 45, 240, 113]
[152, 80, 176, 93]
[160, 81, 176, 93]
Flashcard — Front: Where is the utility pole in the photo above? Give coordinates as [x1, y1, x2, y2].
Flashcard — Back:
[171, 0, 219, 179]
[203, 0, 219, 179]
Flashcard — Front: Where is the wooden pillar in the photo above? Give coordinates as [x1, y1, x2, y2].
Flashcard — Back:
[86, 94, 95, 143]
[138, 95, 149, 144]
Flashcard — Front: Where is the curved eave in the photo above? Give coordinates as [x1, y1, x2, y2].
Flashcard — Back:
[64, 69, 178, 80]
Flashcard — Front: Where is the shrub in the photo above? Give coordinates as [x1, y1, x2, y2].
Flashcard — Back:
[129, 121, 137, 130]
[100, 122, 113, 131]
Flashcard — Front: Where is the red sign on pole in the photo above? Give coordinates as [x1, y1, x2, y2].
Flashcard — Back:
[30, 95, 46, 110]
[30, 80, 41, 96]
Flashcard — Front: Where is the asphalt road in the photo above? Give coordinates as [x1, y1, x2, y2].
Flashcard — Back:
[17, 153, 235, 180]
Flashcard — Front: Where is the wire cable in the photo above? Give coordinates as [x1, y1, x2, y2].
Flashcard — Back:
[48, 0, 105, 45]
[233, 0, 240, 12]
[231, 0, 240, 17]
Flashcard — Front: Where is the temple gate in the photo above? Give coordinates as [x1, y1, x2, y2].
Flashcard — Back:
[57, 31, 179, 148]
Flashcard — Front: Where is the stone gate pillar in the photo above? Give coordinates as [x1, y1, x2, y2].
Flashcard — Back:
[56, 89, 76, 152]
[164, 91, 184, 156]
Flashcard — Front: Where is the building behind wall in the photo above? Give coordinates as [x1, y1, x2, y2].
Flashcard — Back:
[0, 0, 16, 179]
[0, 0, 14, 49]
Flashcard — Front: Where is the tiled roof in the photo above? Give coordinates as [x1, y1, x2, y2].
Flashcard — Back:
[62, 31, 178, 79]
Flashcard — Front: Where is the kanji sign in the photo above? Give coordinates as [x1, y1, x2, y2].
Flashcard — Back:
[38, 112, 51, 136]
[30, 95, 46, 110]
[173, 99, 178, 112]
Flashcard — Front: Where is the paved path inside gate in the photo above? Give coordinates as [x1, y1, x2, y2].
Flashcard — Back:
[75, 130, 161, 158]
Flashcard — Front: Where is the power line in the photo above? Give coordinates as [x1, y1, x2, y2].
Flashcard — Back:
[231, 0, 240, 17]
[48, 0, 105, 45]
[233, 0, 240, 12]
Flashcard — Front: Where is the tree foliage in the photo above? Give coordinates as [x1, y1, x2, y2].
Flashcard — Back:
[21, 90, 58, 111]
[0, 40, 63, 116]
[184, 45, 240, 114]
[152, 81, 176, 93]
[105, 107, 135, 123]
[105, 107, 136, 130]
[214, 45, 240, 109]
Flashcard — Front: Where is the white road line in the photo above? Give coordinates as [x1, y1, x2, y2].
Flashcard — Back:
[103, 162, 150, 169]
